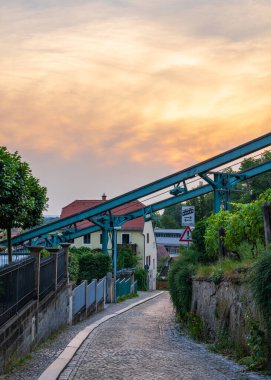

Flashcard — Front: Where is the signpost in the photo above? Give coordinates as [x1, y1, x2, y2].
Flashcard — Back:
[181, 206, 195, 226]
[179, 226, 193, 248]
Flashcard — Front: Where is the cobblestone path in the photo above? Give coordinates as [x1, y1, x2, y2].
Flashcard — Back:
[59, 292, 269, 380]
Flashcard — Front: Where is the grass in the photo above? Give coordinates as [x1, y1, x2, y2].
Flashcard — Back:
[3, 353, 33, 374]
[117, 292, 138, 303]
[196, 258, 253, 282]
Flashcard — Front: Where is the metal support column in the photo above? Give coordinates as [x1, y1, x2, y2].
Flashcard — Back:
[113, 227, 118, 303]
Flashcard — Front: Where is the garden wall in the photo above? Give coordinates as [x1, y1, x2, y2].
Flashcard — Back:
[191, 277, 267, 350]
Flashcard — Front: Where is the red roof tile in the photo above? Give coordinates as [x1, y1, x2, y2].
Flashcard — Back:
[60, 199, 145, 231]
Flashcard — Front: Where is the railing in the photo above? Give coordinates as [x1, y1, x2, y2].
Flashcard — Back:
[0, 252, 30, 268]
[0, 257, 35, 327]
[39, 256, 55, 300]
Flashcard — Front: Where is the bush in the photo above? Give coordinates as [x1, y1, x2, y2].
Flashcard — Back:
[249, 252, 271, 325]
[118, 246, 138, 269]
[69, 246, 111, 283]
[135, 268, 148, 290]
[78, 252, 112, 283]
[168, 250, 197, 317]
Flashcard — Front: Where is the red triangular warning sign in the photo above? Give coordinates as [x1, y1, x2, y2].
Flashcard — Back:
[180, 226, 193, 242]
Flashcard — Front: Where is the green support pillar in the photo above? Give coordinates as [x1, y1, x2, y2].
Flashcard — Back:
[102, 228, 109, 254]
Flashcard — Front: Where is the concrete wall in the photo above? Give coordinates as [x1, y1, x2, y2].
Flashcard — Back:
[191, 278, 266, 349]
[0, 282, 69, 373]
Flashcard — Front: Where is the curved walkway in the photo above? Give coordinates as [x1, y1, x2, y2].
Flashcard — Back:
[59, 292, 268, 380]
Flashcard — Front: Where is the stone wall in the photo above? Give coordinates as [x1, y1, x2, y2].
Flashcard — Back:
[191, 278, 266, 349]
[0, 282, 69, 373]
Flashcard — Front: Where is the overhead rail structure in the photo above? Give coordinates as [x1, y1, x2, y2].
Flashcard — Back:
[1, 132, 271, 249]
[27, 159, 271, 247]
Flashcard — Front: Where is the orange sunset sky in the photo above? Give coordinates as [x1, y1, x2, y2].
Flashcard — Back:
[0, 0, 271, 215]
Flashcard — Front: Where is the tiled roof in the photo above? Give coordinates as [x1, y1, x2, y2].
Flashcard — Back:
[60, 199, 145, 231]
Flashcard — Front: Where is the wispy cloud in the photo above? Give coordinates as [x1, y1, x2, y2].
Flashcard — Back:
[0, 1, 270, 212]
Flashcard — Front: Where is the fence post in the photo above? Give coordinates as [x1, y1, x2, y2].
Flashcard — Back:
[131, 273, 135, 294]
[28, 246, 43, 304]
[106, 272, 113, 303]
[85, 280, 88, 314]
[47, 248, 59, 292]
[262, 203, 271, 247]
[60, 243, 71, 282]
[94, 279, 98, 311]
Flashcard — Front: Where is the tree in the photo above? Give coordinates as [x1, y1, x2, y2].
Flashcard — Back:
[0, 147, 48, 262]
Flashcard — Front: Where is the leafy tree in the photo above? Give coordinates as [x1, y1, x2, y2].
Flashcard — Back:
[0, 147, 48, 262]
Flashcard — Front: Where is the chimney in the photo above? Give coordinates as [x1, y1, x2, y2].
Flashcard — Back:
[102, 193, 107, 201]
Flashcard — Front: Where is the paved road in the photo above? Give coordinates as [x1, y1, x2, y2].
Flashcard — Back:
[59, 292, 268, 380]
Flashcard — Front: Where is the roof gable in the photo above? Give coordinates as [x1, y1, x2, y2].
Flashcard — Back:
[60, 199, 145, 231]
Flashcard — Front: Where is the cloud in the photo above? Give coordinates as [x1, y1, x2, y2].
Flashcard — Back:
[0, 0, 270, 173]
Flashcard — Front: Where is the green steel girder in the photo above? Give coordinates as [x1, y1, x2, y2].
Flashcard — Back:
[32, 160, 271, 247]
[3, 133, 270, 247]
[200, 171, 248, 212]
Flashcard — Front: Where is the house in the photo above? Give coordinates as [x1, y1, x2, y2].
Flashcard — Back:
[143, 221, 157, 290]
[60, 195, 157, 275]
[154, 228, 192, 258]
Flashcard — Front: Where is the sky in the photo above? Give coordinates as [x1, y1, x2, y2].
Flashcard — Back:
[0, 0, 271, 215]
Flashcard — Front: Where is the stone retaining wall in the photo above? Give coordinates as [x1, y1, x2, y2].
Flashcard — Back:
[0, 282, 69, 373]
[191, 278, 266, 349]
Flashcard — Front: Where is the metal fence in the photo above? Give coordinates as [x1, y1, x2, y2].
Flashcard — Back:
[116, 276, 135, 299]
[39, 256, 55, 300]
[0, 252, 30, 268]
[0, 256, 35, 327]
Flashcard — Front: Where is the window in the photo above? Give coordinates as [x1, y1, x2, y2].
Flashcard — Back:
[146, 255, 151, 266]
[146, 233, 149, 244]
[83, 233, 91, 244]
[99, 233, 103, 245]
[122, 233, 130, 244]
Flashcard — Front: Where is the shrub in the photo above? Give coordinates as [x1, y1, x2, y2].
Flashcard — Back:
[168, 251, 197, 317]
[135, 268, 148, 290]
[69, 246, 111, 283]
[249, 252, 271, 326]
[78, 252, 111, 283]
[117, 246, 138, 269]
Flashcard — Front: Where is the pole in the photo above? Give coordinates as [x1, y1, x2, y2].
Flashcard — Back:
[113, 228, 118, 303]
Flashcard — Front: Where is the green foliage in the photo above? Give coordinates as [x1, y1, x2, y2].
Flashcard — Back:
[204, 210, 230, 259]
[68, 249, 80, 284]
[168, 250, 197, 317]
[203, 188, 271, 259]
[69, 246, 111, 284]
[0, 147, 48, 228]
[135, 268, 148, 290]
[0, 147, 48, 259]
[244, 316, 268, 370]
[185, 313, 206, 341]
[40, 248, 50, 259]
[191, 218, 208, 257]
[117, 246, 138, 269]
[249, 252, 271, 325]
[186, 187, 213, 221]
[117, 292, 138, 303]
